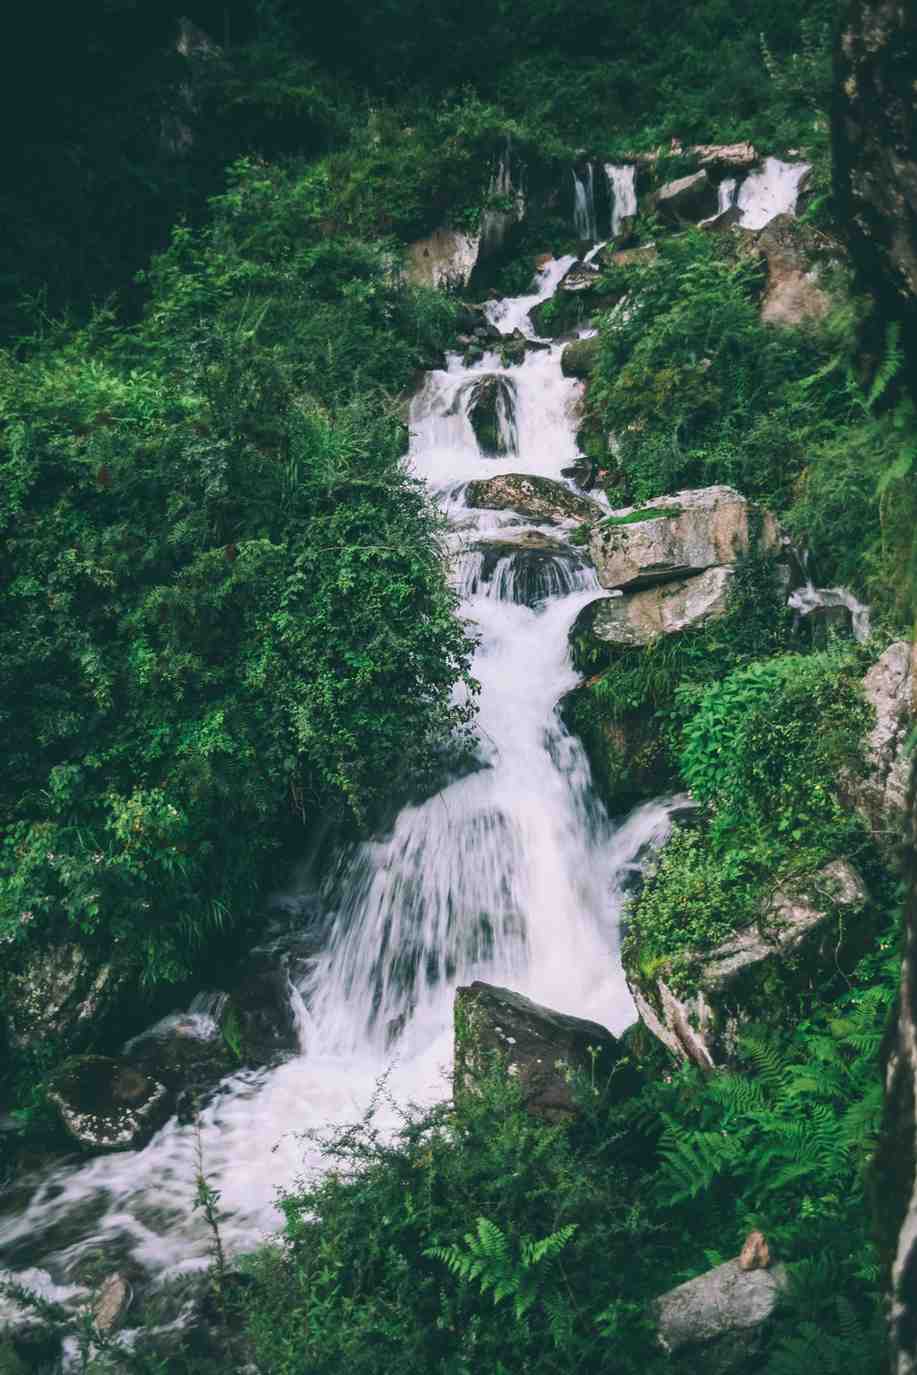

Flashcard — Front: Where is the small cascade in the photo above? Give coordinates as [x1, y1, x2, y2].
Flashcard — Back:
[717, 177, 738, 214]
[788, 582, 871, 644]
[0, 248, 687, 1318]
[459, 374, 519, 457]
[572, 163, 598, 243]
[605, 163, 637, 237]
[480, 143, 526, 259]
[736, 157, 810, 230]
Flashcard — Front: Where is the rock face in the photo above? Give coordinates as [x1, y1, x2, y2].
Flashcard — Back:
[406, 228, 480, 290]
[588, 487, 778, 591]
[454, 982, 639, 1118]
[47, 1056, 170, 1152]
[654, 1256, 788, 1374]
[560, 335, 600, 378]
[653, 170, 718, 223]
[757, 214, 833, 326]
[1, 943, 133, 1055]
[853, 640, 914, 860]
[559, 685, 671, 816]
[575, 566, 734, 650]
[875, 701, 917, 1375]
[834, 1, 917, 369]
[627, 861, 869, 1069]
[460, 374, 518, 456]
[465, 473, 602, 525]
[689, 142, 759, 170]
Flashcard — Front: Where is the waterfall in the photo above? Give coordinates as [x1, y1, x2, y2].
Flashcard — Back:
[788, 582, 871, 643]
[605, 164, 637, 237]
[0, 257, 687, 1333]
[717, 177, 738, 214]
[736, 157, 810, 230]
[572, 164, 598, 243]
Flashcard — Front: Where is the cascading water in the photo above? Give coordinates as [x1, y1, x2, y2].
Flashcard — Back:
[605, 164, 637, 237]
[572, 164, 598, 243]
[0, 258, 685, 1336]
[736, 156, 810, 230]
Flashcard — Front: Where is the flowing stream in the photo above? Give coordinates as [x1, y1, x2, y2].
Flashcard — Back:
[0, 260, 683, 1328]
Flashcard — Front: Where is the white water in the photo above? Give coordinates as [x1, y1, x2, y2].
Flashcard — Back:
[572, 164, 598, 243]
[736, 156, 810, 230]
[605, 164, 637, 237]
[0, 261, 684, 1324]
[789, 581, 872, 643]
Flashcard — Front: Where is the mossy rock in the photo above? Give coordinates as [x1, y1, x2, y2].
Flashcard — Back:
[559, 681, 671, 816]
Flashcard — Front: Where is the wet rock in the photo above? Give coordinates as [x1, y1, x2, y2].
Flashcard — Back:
[689, 142, 759, 170]
[227, 948, 300, 1064]
[794, 600, 853, 647]
[1, 943, 135, 1054]
[627, 860, 869, 1069]
[757, 214, 833, 326]
[93, 1273, 133, 1334]
[652, 169, 718, 224]
[560, 336, 600, 378]
[588, 487, 779, 591]
[654, 1256, 788, 1373]
[406, 227, 480, 289]
[465, 473, 602, 525]
[529, 262, 625, 337]
[470, 534, 587, 607]
[559, 685, 671, 816]
[594, 243, 657, 272]
[454, 982, 639, 1119]
[47, 1056, 170, 1152]
[126, 1007, 234, 1119]
[852, 640, 913, 860]
[573, 566, 734, 650]
[460, 375, 518, 456]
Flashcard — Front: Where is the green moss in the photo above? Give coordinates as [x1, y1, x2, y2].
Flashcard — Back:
[599, 505, 683, 527]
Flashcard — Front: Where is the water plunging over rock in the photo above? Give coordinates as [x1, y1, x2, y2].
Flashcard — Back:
[459, 374, 518, 456]
[0, 256, 680, 1305]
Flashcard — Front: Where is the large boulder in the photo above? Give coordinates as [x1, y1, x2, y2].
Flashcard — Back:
[654, 1255, 788, 1374]
[689, 142, 759, 170]
[469, 534, 587, 607]
[406, 228, 480, 290]
[588, 487, 779, 591]
[757, 214, 833, 327]
[1, 942, 134, 1055]
[459, 374, 518, 456]
[465, 473, 602, 525]
[454, 982, 639, 1119]
[851, 640, 914, 861]
[559, 683, 671, 816]
[627, 861, 869, 1069]
[573, 567, 734, 650]
[47, 1055, 170, 1152]
[560, 336, 600, 379]
[652, 170, 718, 224]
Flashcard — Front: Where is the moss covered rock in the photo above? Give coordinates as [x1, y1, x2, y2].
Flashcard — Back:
[47, 1055, 171, 1152]
[625, 860, 870, 1069]
[465, 473, 601, 524]
[559, 681, 671, 816]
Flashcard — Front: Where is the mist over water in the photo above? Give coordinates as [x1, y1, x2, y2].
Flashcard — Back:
[0, 259, 683, 1321]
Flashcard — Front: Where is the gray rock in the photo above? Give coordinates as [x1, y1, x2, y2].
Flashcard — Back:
[853, 640, 914, 858]
[757, 214, 833, 327]
[406, 227, 480, 290]
[576, 566, 734, 650]
[588, 487, 779, 591]
[628, 860, 869, 1069]
[470, 534, 587, 607]
[653, 169, 718, 223]
[2, 943, 134, 1054]
[465, 473, 602, 525]
[454, 982, 639, 1119]
[560, 336, 600, 379]
[47, 1056, 170, 1152]
[689, 142, 759, 170]
[654, 1257, 788, 1373]
[93, 1274, 133, 1334]
[459, 375, 518, 456]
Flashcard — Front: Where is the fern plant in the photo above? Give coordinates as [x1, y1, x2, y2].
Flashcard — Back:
[425, 1217, 577, 1323]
